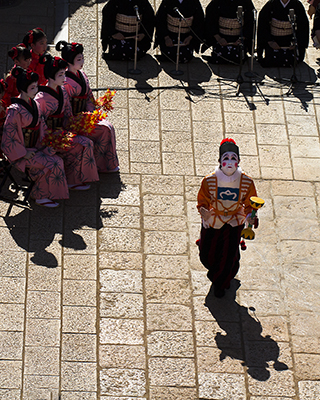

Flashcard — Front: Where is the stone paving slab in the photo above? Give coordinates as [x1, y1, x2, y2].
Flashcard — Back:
[1, 0, 320, 399]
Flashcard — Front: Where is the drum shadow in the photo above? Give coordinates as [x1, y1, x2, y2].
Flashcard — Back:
[157, 55, 213, 93]
[204, 279, 288, 381]
[2, 172, 124, 267]
[260, 61, 317, 112]
[103, 53, 161, 94]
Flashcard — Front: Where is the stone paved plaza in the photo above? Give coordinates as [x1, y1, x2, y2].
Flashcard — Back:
[1, 0, 320, 399]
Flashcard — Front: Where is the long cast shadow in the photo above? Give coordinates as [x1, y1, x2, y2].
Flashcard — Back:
[2, 171, 124, 267]
[204, 279, 288, 381]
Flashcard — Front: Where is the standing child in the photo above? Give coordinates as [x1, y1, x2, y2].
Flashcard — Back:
[2, 44, 32, 108]
[56, 40, 119, 173]
[22, 28, 48, 84]
[35, 54, 99, 190]
[197, 138, 258, 297]
[1, 67, 69, 207]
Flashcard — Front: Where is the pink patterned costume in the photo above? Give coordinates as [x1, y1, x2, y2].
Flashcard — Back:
[1, 98, 69, 200]
[35, 85, 99, 185]
[64, 70, 119, 172]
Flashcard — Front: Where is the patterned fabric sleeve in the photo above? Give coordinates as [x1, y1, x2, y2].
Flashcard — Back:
[242, 178, 257, 216]
[1, 106, 27, 162]
[197, 176, 213, 212]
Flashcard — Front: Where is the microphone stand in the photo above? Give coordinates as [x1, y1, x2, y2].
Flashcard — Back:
[171, 12, 184, 76]
[243, 9, 269, 104]
[245, 9, 257, 78]
[284, 9, 298, 95]
[171, 7, 185, 75]
[236, 5, 245, 95]
[129, 6, 142, 75]
[216, 6, 269, 106]
[270, 9, 320, 96]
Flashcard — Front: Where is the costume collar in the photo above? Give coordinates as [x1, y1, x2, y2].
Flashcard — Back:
[31, 51, 40, 59]
[280, 0, 290, 7]
[215, 166, 242, 183]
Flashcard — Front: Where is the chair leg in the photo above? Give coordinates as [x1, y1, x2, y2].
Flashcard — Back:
[0, 163, 14, 195]
[0, 162, 33, 206]
[22, 179, 35, 205]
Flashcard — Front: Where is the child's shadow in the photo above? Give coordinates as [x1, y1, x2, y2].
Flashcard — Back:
[204, 279, 288, 381]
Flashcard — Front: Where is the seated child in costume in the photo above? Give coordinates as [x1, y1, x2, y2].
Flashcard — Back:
[35, 54, 99, 190]
[1, 67, 69, 208]
[197, 138, 258, 298]
[56, 40, 119, 173]
[101, 0, 155, 61]
[202, 0, 254, 65]
[155, 0, 204, 63]
[2, 44, 32, 108]
[22, 27, 48, 85]
[257, 0, 309, 67]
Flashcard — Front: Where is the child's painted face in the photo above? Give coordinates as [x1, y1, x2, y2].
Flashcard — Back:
[54, 69, 66, 86]
[26, 82, 38, 99]
[31, 37, 48, 55]
[15, 56, 31, 69]
[220, 152, 239, 176]
[72, 53, 84, 70]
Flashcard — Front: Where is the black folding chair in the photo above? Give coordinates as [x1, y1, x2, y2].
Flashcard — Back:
[0, 158, 35, 206]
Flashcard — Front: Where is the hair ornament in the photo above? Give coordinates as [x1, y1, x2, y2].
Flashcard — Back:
[28, 30, 34, 44]
[219, 137, 239, 160]
[12, 67, 21, 78]
[26, 69, 33, 80]
[220, 138, 237, 146]
[27, 28, 44, 44]
[53, 56, 61, 67]
[11, 47, 18, 60]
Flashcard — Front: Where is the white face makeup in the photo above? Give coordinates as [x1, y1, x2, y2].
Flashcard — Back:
[54, 69, 66, 87]
[220, 151, 239, 176]
[72, 53, 84, 71]
[26, 81, 39, 99]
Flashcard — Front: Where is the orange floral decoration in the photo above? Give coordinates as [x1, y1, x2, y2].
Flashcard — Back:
[67, 89, 116, 137]
[94, 89, 116, 112]
[41, 128, 75, 151]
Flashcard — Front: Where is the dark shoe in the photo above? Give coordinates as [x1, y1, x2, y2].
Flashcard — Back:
[214, 285, 225, 298]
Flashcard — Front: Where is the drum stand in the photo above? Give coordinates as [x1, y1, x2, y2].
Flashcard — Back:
[283, 10, 299, 96]
[171, 18, 184, 76]
[216, 7, 269, 106]
[272, 10, 319, 95]
[243, 9, 269, 104]
[129, 13, 142, 75]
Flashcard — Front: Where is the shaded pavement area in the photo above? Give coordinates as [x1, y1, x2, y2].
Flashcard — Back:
[1, 0, 320, 399]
